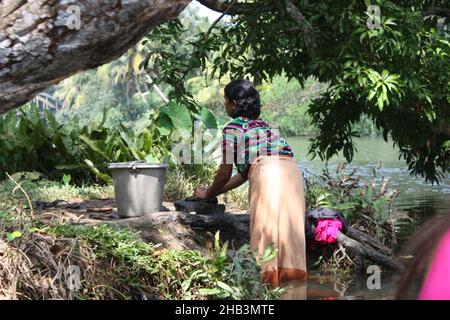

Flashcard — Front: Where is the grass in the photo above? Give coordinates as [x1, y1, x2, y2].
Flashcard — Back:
[0, 170, 284, 300]
[164, 165, 249, 210]
[0, 172, 114, 205]
[0, 165, 250, 213]
[0, 208, 285, 300]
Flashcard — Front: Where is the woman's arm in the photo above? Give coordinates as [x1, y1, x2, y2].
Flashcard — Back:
[195, 171, 247, 199]
[194, 142, 242, 199]
[204, 163, 233, 198]
[216, 173, 247, 196]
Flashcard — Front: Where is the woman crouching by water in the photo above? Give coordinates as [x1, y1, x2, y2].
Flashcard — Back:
[193, 79, 307, 287]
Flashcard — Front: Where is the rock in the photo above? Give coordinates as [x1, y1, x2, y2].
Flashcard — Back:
[174, 199, 225, 215]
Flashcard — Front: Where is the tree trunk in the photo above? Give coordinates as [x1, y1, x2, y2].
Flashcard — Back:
[0, 0, 190, 113]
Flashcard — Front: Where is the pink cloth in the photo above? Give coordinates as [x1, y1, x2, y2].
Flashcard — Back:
[314, 219, 343, 244]
[418, 230, 450, 300]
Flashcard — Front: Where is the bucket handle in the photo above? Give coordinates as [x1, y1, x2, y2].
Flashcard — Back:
[129, 161, 141, 173]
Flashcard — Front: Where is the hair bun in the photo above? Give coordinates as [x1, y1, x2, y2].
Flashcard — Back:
[224, 79, 261, 119]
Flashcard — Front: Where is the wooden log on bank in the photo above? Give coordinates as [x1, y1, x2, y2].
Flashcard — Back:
[35, 199, 405, 272]
[345, 228, 392, 256]
[177, 211, 404, 272]
[336, 232, 404, 272]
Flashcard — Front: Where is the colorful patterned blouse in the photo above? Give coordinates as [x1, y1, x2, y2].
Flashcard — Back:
[222, 116, 294, 178]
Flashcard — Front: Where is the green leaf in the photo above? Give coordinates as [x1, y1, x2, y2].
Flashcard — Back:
[79, 134, 111, 161]
[214, 231, 221, 251]
[157, 112, 174, 132]
[161, 101, 192, 130]
[181, 279, 192, 293]
[7, 231, 22, 241]
[261, 244, 278, 262]
[443, 140, 450, 151]
[383, 18, 397, 26]
[216, 281, 235, 293]
[335, 203, 357, 211]
[84, 159, 113, 183]
[55, 164, 79, 170]
[377, 94, 385, 111]
[144, 154, 159, 163]
[62, 174, 71, 186]
[119, 131, 141, 160]
[198, 288, 222, 295]
[200, 107, 217, 129]
[367, 184, 373, 202]
[157, 125, 171, 136]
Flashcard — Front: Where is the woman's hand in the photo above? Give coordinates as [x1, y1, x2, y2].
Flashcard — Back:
[193, 186, 208, 200]
[193, 163, 233, 201]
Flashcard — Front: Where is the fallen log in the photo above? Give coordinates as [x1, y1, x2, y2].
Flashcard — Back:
[346, 227, 392, 256]
[176, 211, 404, 272]
[336, 232, 404, 272]
[35, 199, 404, 272]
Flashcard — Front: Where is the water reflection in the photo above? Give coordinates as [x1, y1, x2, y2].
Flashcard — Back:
[280, 272, 411, 300]
[280, 280, 307, 300]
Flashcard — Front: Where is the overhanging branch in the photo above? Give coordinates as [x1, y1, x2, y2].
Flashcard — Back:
[432, 123, 450, 137]
[197, 0, 271, 15]
[197, 0, 318, 56]
[0, 0, 190, 112]
[422, 7, 450, 18]
[284, 0, 317, 55]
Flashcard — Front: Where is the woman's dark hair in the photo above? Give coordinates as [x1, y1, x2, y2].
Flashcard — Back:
[395, 215, 450, 299]
[224, 79, 261, 119]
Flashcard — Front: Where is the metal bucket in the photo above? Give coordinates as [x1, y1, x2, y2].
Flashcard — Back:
[107, 161, 168, 217]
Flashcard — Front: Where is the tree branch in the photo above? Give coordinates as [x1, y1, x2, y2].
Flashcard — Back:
[197, 0, 271, 15]
[422, 7, 450, 18]
[204, 11, 227, 41]
[0, 0, 190, 113]
[284, 0, 317, 56]
[198, 0, 318, 56]
[432, 123, 450, 137]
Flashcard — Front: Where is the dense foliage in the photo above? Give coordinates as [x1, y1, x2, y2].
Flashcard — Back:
[144, 0, 450, 183]
[0, 102, 216, 184]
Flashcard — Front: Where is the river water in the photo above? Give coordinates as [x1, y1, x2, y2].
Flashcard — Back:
[282, 136, 450, 300]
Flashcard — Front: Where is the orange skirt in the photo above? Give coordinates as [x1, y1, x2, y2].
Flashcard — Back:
[248, 156, 307, 287]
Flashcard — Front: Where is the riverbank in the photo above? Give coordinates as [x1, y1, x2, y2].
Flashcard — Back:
[0, 197, 403, 300]
[0, 200, 285, 300]
[289, 136, 450, 245]
[0, 165, 407, 300]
